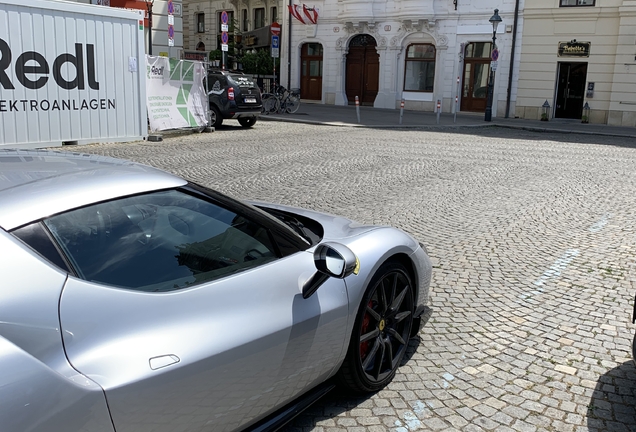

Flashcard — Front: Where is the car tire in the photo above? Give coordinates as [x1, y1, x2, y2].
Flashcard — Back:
[238, 117, 257, 128]
[336, 261, 415, 394]
[210, 105, 223, 128]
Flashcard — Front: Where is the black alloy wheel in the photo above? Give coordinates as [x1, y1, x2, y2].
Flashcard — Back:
[337, 261, 414, 393]
[238, 116, 257, 128]
[210, 105, 223, 128]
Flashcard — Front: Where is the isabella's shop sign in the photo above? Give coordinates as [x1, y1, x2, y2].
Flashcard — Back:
[558, 40, 591, 57]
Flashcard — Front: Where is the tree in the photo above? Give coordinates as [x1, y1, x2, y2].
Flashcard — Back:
[241, 48, 279, 75]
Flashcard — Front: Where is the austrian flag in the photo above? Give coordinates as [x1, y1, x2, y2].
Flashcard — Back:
[288, 4, 319, 25]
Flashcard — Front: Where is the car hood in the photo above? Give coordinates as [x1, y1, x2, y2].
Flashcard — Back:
[248, 201, 379, 241]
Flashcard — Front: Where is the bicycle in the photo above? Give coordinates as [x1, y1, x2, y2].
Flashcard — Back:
[275, 86, 301, 114]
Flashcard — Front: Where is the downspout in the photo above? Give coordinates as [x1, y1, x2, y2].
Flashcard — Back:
[287, 0, 292, 88]
[505, 0, 520, 118]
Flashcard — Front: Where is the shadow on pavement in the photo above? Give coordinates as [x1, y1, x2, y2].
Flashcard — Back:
[587, 360, 636, 432]
[282, 336, 421, 431]
[430, 124, 636, 149]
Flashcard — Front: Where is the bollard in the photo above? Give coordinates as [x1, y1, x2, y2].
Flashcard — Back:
[454, 96, 458, 123]
[436, 100, 441, 124]
[399, 99, 405, 125]
[455, 76, 460, 124]
[355, 96, 361, 123]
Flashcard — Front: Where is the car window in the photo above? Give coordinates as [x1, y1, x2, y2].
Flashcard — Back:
[228, 74, 256, 88]
[43, 190, 278, 292]
[11, 222, 72, 273]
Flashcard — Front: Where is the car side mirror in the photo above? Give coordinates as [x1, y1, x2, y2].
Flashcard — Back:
[302, 242, 359, 299]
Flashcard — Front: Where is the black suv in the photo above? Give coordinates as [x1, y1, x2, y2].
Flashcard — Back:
[207, 70, 262, 128]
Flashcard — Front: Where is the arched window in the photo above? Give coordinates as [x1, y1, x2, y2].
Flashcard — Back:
[196, 42, 206, 51]
[403, 44, 436, 92]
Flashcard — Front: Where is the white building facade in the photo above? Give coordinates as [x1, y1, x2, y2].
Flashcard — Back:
[283, 0, 524, 116]
[179, 0, 524, 116]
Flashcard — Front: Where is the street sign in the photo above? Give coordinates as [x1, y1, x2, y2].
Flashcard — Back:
[271, 34, 279, 58]
[221, 44, 228, 51]
[490, 60, 498, 71]
[167, 0, 174, 15]
[221, 23, 228, 32]
[270, 22, 281, 36]
[491, 48, 499, 62]
[221, 31, 229, 45]
[221, 10, 228, 24]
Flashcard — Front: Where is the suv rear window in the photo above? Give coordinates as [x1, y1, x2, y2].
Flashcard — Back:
[228, 75, 256, 88]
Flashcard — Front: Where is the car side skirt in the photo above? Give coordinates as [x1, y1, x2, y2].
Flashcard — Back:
[245, 383, 335, 432]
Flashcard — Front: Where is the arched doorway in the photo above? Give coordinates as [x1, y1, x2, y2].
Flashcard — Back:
[300, 43, 323, 100]
[461, 42, 492, 112]
[196, 42, 206, 51]
[345, 35, 379, 105]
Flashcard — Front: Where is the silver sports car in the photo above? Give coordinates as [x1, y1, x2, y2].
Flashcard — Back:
[0, 149, 432, 432]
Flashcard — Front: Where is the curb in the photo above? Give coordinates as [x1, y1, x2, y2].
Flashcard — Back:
[491, 123, 636, 139]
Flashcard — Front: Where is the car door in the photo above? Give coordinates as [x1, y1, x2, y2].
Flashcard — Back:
[45, 188, 349, 432]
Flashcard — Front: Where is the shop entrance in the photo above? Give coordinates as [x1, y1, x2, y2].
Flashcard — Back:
[300, 43, 323, 100]
[554, 62, 587, 119]
[460, 42, 492, 112]
[345, 35, 379, 106]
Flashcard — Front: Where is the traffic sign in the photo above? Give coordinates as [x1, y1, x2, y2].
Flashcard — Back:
[491, 48, 499, 62]
[271, 35, 279, 58]
[168, 0, 174, 15]
[270, 22, 281, 36]
[221, 24, 228, 32]
[221, 10, 229, 24]
[221, 31, 229, 45]
[490, 61, 498, 71]
[221, 44, 228, 51]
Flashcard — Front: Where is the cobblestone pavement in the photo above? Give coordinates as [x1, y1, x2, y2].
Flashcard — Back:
[59, 123, 636, 432]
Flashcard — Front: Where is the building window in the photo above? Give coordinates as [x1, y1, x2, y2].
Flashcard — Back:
[196, 13, 205, 33]
[403, 44, 436, 92]
[242, 9, 248, 31]
[559, 0, 595, 5]
[270, 7, 277, 23]
[254, 8, 265, 29]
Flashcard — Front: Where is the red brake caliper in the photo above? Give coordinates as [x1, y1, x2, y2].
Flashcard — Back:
[360, 300, 374, 359]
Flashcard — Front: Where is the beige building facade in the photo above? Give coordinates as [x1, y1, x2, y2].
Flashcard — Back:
[516, 0, 636, 126]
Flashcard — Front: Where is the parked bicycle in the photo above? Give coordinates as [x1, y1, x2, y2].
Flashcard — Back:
[261, 85, 300, 114]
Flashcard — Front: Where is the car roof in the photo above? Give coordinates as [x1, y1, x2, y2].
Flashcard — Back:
[0, 149, 186, 230]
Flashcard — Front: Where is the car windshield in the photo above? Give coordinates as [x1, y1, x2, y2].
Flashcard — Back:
[228, 74, 256, 87]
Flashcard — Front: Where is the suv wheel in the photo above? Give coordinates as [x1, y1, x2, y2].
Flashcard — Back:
[238, 117, 257, 128]
[210, 105, 223, 128]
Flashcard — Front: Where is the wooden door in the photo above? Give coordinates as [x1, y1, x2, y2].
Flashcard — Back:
[300, 43, 323, 100]
[345, 35, 379, 106]
[460, 42, 492, 112]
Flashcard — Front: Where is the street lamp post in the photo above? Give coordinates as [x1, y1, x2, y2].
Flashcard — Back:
[484, 9, 502, 122]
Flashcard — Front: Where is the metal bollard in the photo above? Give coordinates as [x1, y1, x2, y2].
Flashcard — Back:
[399, 99, 405, 125]
[454, 95, 458, 123]
[355, 96, 361, 123]
[436, 100, 441, 124]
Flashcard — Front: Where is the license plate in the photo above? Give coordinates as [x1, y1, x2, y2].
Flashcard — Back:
[245, 97, 257, 103]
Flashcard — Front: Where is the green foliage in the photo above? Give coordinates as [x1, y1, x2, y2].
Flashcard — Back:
[241, 49, 279, 75]
[209, 49, 222, 61]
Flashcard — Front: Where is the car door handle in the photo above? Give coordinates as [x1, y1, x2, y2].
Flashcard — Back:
[149, 354, 180, 370]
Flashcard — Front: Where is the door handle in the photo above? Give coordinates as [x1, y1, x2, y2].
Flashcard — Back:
[149, 354, 180, 370]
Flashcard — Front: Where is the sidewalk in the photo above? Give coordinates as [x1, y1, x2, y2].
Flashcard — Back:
[261, 102, 636, 138]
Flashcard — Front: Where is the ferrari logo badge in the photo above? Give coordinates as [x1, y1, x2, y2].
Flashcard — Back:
[379, 319, 386, 331]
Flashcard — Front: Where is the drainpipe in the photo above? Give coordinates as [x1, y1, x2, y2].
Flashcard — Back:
[505, 0, 520, 118]
[287, 0, 292, 89]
